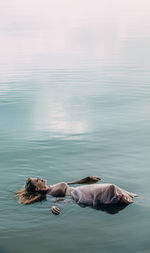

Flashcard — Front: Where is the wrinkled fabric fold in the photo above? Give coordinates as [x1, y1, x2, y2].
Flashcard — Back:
[71, 184, 137, 206]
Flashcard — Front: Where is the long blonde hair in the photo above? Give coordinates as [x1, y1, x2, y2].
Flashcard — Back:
[15, 178, 46, 204]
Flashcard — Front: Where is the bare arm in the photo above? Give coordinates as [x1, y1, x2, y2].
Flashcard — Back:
[67, 176, 101, 185]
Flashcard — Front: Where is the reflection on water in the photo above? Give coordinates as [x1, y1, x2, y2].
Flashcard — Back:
[0, 0, 150, 253]
[34, 88, 87, 135]
[52, 197, 129, 214]
[79, 203, 130, 215]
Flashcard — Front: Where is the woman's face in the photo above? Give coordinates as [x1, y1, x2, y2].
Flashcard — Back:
[30, 177, 48, 191]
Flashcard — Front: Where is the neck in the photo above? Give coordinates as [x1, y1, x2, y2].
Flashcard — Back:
[46, 186, 52, 195]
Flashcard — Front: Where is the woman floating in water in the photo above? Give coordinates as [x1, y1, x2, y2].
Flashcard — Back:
[16, 176, 137, 214]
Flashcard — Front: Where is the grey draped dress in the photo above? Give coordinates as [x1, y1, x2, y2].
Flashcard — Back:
[48, 182, 137, 206]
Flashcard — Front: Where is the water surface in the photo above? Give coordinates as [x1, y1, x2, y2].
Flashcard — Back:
[0, 1, 150, 252]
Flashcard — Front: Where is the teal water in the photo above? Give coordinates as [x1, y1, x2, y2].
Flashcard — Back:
[0, 1, 150, 252]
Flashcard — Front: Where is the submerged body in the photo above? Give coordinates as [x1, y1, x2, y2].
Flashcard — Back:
[48, 182, 137, 206]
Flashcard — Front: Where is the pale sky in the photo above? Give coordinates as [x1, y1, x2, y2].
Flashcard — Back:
[0, 0, 150, 72]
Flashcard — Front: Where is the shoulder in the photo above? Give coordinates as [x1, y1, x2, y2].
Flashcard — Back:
[49, 182, 68, 197]
[53, 182, 68, 189]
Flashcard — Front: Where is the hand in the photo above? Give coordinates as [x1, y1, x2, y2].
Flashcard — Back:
[67, 176, 101, 185]
[86, 176, 101, 184]
[51, 206, 60, 215]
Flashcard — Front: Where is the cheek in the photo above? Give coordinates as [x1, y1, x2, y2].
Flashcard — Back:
[42, 181, 46, 186]
[43, 182, 47, 188]
[35, 182, 41, 189]
[40, 181, 46, 189]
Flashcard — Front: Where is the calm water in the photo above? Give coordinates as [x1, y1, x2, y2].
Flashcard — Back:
[0, 1, 150, 252]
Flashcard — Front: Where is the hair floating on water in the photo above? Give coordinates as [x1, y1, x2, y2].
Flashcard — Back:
[15, 178, 46, 204]
[15, 189, 46, 204]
